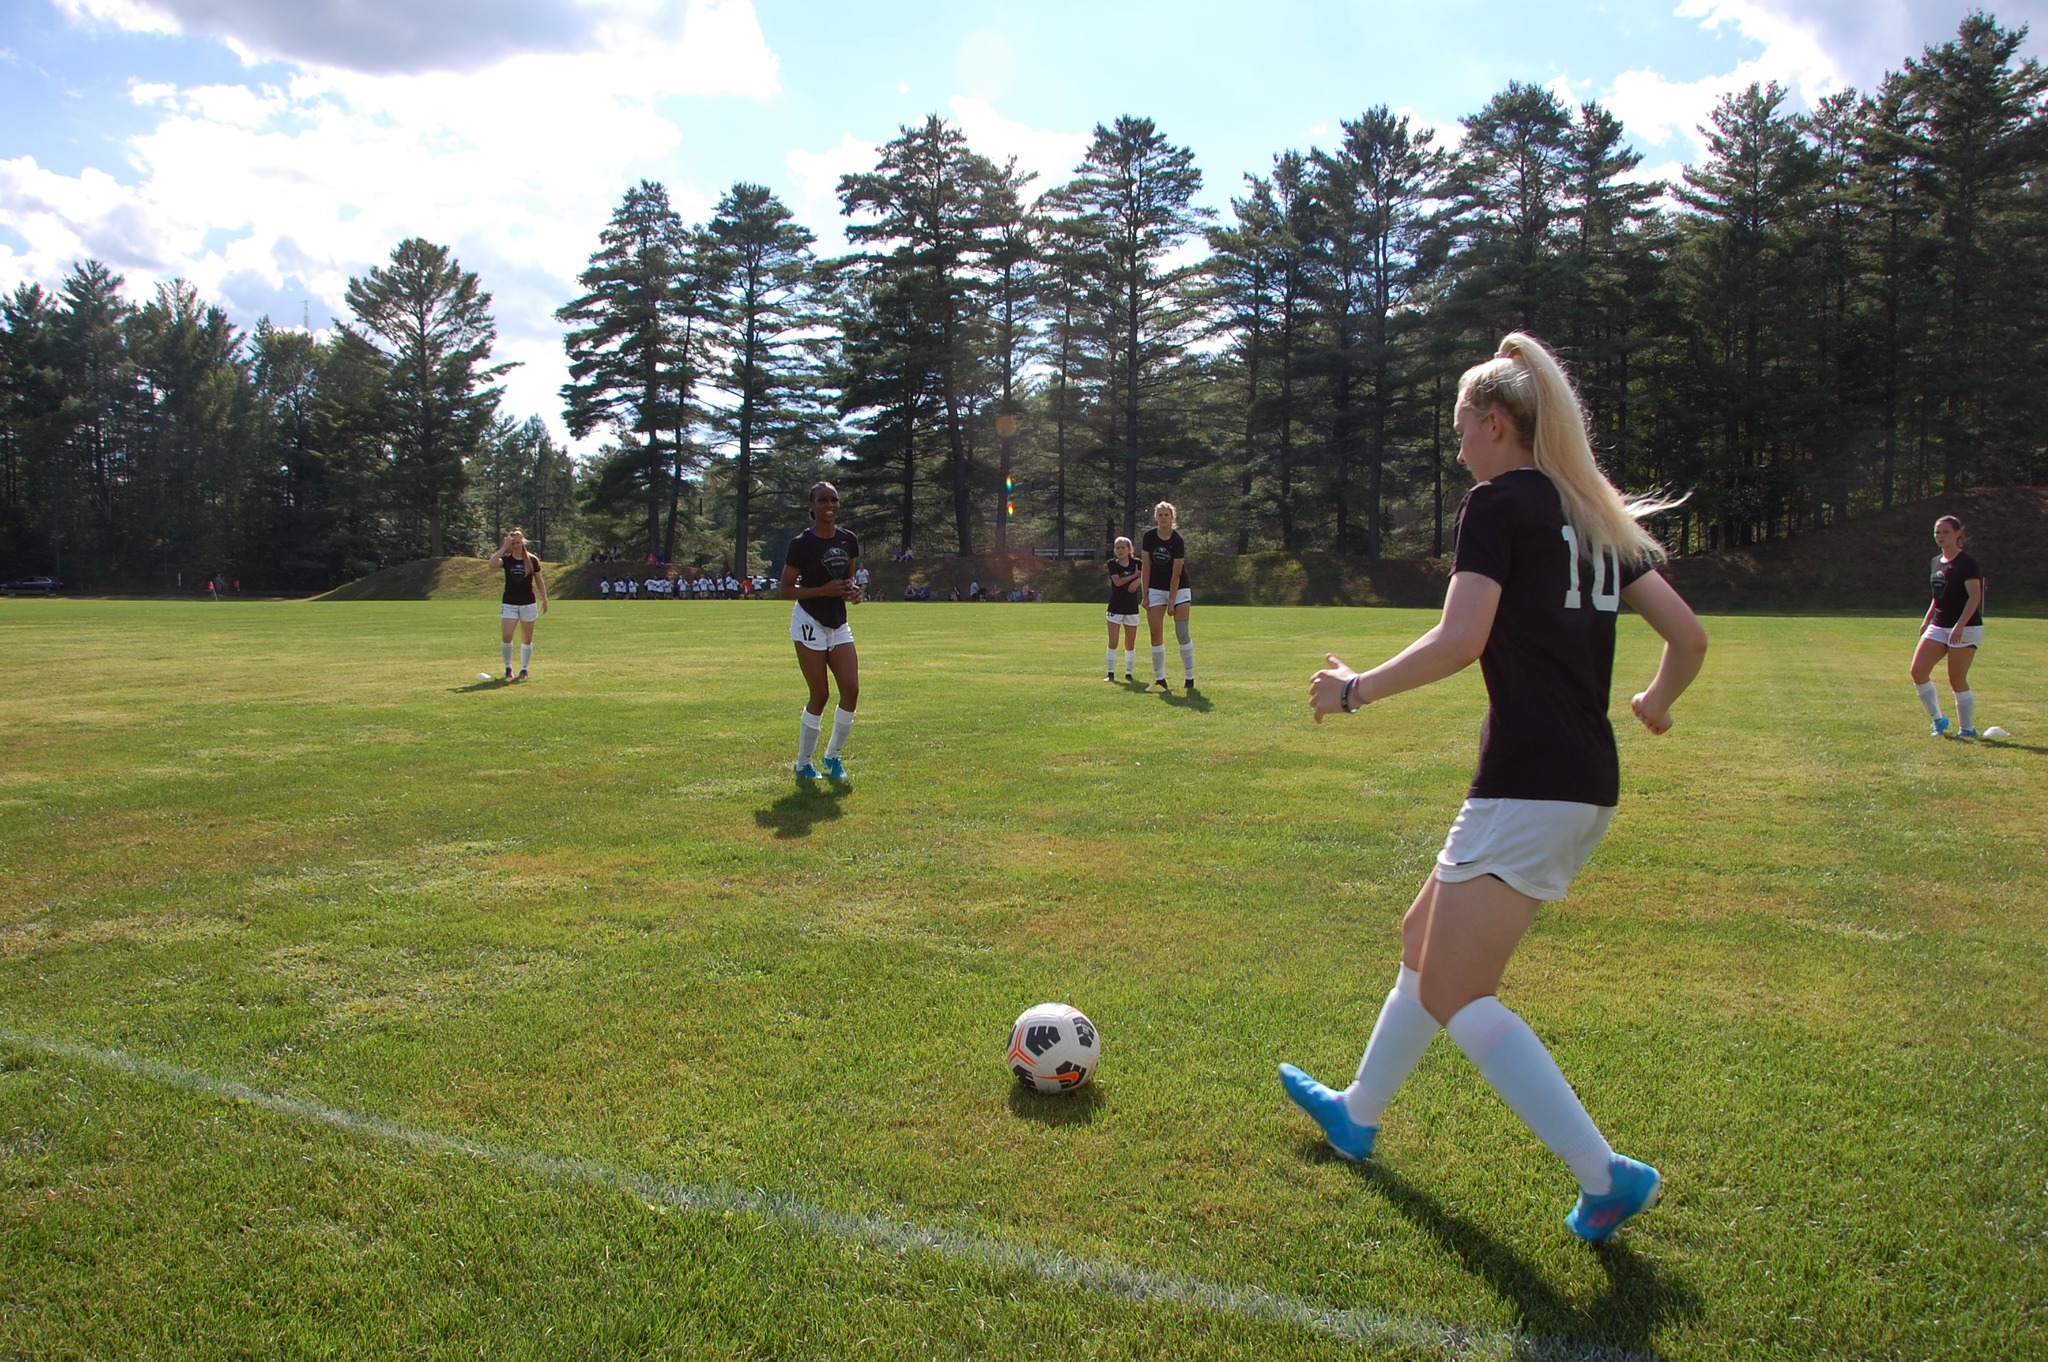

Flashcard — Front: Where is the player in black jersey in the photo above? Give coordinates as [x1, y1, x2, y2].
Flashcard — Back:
[1140, 502, 1195, 691]
[487, 530, 548, 680]
[780, 482, 862, 782]
[1104, 536, 1142, 681]
[1911, 515, 1987, 738]
[1277, 332, 1707, 1243]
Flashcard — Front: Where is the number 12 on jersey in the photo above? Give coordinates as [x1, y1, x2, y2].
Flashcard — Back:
[1560, 526, 1621, 612]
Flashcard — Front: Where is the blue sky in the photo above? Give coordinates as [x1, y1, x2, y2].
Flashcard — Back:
[2, 0, 2039, 444]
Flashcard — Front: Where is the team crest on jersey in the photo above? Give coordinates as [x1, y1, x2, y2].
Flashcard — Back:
[823, 546, 850, 580]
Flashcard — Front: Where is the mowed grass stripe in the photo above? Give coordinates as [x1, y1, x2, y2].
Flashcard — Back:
[3, 1026, 1665, 1362]
[2, 600, 2044, 1360]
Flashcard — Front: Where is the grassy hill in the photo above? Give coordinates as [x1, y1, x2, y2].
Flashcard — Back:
[322, 487, 2048, 613]
[315, 556, 506, 601]
[1659, 486, 2048, 614]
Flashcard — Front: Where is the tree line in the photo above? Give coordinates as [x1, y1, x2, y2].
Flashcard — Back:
[2, 13, 2041, 590]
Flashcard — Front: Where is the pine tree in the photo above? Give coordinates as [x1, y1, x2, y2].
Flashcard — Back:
[343, 238, 509, 558]
[840, 116, 1002, 555]
[707, 182, 819, 576]
[1050, 116, 1212, 537]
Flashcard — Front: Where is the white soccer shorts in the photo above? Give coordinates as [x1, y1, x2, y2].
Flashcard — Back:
[791, 602, 854, 651]
[1434, 797, 1616, 902]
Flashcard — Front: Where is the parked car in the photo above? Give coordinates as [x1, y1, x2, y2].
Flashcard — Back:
[0, 576, 61, 596]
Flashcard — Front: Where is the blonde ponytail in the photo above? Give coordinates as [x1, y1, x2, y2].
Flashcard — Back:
[1459, 332, 1682, 570]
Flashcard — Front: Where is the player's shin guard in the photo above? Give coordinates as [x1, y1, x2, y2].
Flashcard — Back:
[502, 642, 513, 670]
[1150, 645, 1166, 681]
[797, 709, 822, 765]
[1916, 681, 1943, 720]
[1345, 964, 1439, 1127]
[1178, 642, 1195, 680]
[520, 643, 532, 670]
[1446, 996, 1614, 1195]
[824, 707, 854, 759]
[1956, 689, 1975, 732]
[1106, 647, 1116, 673]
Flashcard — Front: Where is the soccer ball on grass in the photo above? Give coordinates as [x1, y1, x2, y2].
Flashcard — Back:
[1008, 1003, 1100, 1094]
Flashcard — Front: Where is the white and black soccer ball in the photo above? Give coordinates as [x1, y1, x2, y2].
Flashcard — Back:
[1008, 1003, 1100, 1094]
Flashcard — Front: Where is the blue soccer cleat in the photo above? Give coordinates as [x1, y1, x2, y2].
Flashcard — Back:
[517, 669, 527, 681]
[504, 666, 513, 680]
[1957, 728, 1979, 740]
[1565, 1153, 1663, 1242]
[1931, 716, 1951, 737]
[794, 761, 821, 780]
[1278, 1063, 1377, 1161]
[819, 755, 847, 781]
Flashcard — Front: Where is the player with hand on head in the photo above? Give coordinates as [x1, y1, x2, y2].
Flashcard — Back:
[1278, 332, 1707, 1243]
[781, 481, 862, 782]
[1912, 515, 1986, 739]
[488, 529, 547, 680]
[1104, 537, 1143, 681]
[1141, 501, 1195, 692]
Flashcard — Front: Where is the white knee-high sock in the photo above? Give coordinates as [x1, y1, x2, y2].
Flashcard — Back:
[1151, 645, 1166, 681]
[519, 642, 532, 670]
[1344, 965, 1439, 1126]
[1916, 681, 1942, 719]
[1106, 647, 1116, 673]
[1446, 996, 1614, 1195]
[1956, 689, 1975, 731]
[823, 707, 855, 759]
[797, 709, 822, 764]
[1123, 647, 1138, 675]
[1179, 642, 1195, 679]
[501, 642, 513, 669]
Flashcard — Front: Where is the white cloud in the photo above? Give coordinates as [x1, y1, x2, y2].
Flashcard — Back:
[785, 132, 878, 250]
[945, 97, 1089, 195]
[58, 0, 602, 75]
[1600, 0, 1844, 156]
[6, 0, 781, 447]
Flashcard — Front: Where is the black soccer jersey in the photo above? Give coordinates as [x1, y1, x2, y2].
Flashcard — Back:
[1106, 556, 1142, 614]
[1452, 468, 1646, 808]
[1142, 529, 1189, 594]
[786, 527, 860, 629]
[1930, 551, 1984, 628]
[501, 554, 539, 606]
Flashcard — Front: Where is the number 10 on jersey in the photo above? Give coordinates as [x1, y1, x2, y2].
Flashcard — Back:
[1560, 526, 1621, 612]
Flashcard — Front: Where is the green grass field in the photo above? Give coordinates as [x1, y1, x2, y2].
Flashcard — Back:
[3, 599, 2043, 1361]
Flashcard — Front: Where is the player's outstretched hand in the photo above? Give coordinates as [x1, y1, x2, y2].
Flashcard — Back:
[1630, 692, 1672, 735]
[1310, 654, 1357, 726]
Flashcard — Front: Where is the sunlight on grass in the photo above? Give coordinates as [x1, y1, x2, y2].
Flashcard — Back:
[1, 599, 2043, 1360]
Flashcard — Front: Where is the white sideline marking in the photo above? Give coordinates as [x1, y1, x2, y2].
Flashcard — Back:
[2, 1029, 1649, 1362]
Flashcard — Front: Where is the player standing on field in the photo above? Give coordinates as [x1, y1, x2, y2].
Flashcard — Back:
[781, 481, 862, 782]
[1911, 515, 1986, 739]
[488, 530, 547, 681]
[1141, 502, 1195, 692]
[1278, 332, 1707, 1242]
[1105, 537, 1142, 682]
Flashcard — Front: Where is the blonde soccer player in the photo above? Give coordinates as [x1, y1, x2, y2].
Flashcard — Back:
[487, 530, 547, 680]
[780, 482, 862, 782]
[1141, 501, 1195, 692]
[1278, 332, 1707, 1243]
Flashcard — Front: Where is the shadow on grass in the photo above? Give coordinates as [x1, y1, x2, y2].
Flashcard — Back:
[754, 781, 850, 839]
[452, 676, 513, 693]
[1348, 1160, 1701, 1358]
[1005, 1082, 1103, 1126]
[1159, 688, 1214, 713]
